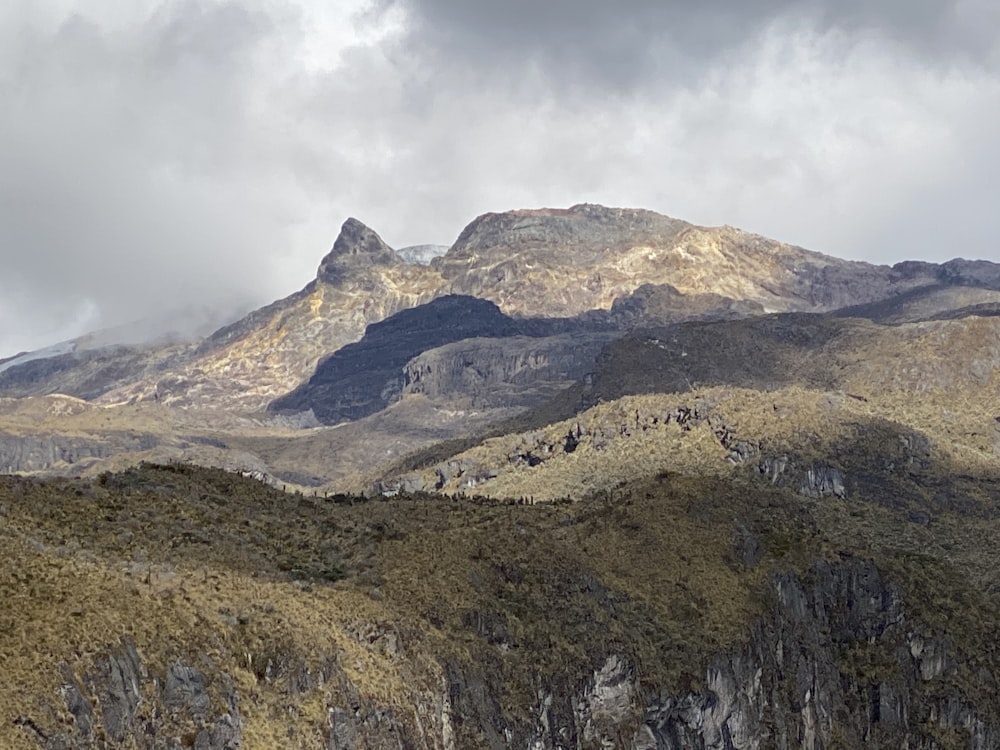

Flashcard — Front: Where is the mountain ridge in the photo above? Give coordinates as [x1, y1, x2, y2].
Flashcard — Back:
[5, 204, 999, 412]
[1, 203, 999, 488]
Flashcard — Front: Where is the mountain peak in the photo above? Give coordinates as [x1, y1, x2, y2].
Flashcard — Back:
[447, 204, 690, 264]
[317, 218, 400, 283]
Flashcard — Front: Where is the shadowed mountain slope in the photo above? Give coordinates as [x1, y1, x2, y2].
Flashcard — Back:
[373, 311, 1000, 498]
[270, 296, 523, 424]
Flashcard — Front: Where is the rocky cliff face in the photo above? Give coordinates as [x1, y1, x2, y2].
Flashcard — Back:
[270, 296, 523, 423]
[618, 558, 996, 750]
[40, 558, 992, 750]
[401, 333, 617, 410]
[437, 557, 996, 750]
[0, 430, 158, 475]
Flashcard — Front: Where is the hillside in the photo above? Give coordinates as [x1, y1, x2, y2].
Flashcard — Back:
[4, 448, 1000, 748]
[373, 312, 1000, 496]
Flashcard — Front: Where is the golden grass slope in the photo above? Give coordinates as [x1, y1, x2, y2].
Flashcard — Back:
[0, 463, 777, 747]
[5, 451, 1000, 747]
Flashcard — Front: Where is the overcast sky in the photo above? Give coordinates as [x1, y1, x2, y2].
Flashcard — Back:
[1, 0, 998, 357]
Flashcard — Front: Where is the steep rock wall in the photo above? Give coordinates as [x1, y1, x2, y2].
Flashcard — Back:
[23, 558, 997, 749]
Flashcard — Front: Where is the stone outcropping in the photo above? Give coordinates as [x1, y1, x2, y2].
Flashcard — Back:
[94, 219, 443, 411]
[0, 431, 157, 475]
[17, 638, 242, 750]
[402, 333, 618, 410]
[24, 559, 995, 749]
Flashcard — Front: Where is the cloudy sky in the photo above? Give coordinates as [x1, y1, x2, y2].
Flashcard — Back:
[1, 0, 998, 356]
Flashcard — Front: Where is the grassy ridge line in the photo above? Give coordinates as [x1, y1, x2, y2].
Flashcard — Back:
[392, 384, 995, 502]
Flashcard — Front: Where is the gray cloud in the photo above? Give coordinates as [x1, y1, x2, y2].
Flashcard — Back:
[390, 0, 997, 91]
[0, 1, 324, 355]
[1, 0, 999, 357]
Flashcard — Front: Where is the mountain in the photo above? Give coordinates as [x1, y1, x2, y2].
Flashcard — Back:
[432, 204, 934, 315]
[6, 203, 1000, 749]
[2, 204, 1000, 487]
[1, 203, 974, 415]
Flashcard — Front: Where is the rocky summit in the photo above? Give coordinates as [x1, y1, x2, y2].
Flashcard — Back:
[3, 204, 1000, 749]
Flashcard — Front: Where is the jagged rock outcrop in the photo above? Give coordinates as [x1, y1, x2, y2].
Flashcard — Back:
[316, 217, 406, 283]
[15, 638, 242, 750]
[377, 383, 953, 507]
[28, 636, 441, 750]
[797, 464, 848, 499]
[95, 219, 443, 411]
[627, 558, 996, 750]
[413, 557, 996, 750]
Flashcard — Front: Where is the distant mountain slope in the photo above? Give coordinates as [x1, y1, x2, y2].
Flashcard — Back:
[375, 311, 1000, 498]
[0, 342, 195, 401]
[579, 312, 1000, 416]
[96, 219, 443, 411]
[8, 203, 995, 414]
[433, 204, 935, 316]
